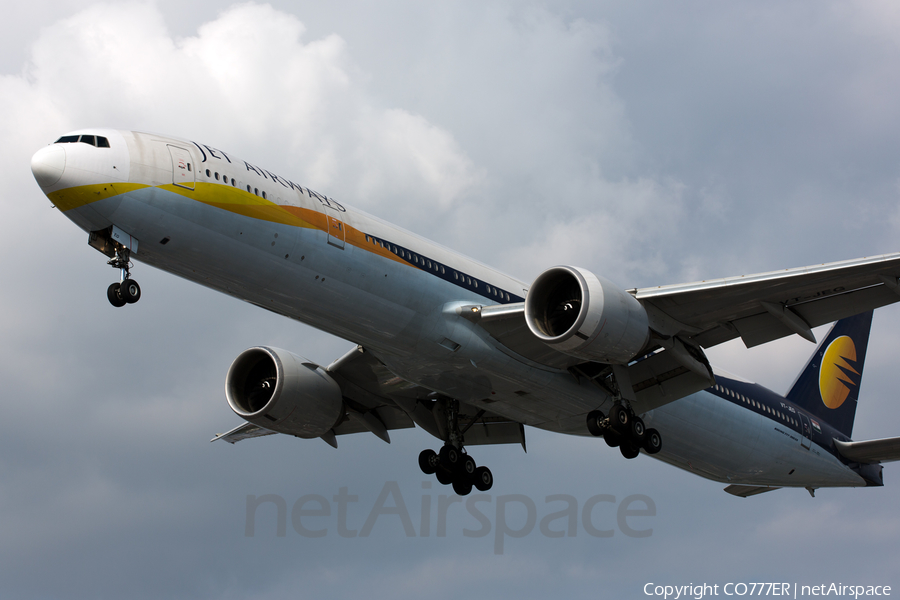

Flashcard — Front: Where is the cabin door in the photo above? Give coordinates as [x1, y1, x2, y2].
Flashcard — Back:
[168, 145, 195, 190]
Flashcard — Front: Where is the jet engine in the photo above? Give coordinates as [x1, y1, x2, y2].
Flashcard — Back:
[225, 346, 343, 438]
[524, 266, 650, 364]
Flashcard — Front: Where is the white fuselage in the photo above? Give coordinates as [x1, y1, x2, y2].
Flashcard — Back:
[32, 129, 867, 490]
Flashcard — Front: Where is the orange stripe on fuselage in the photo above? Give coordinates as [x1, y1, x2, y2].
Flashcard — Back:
[53, 178, 417, 269]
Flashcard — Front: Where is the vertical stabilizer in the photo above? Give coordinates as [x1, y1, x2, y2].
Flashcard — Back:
[785, 310, 873, 437]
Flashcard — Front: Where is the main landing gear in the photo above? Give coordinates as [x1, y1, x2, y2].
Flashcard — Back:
[417, 398, 493, 496]
[587, 404, 662, 460]
[106, 247, 141, 308]
[418, 446, 493, 496]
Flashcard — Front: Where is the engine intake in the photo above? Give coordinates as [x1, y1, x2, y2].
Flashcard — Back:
[525, 266, 649, 364]
[226, 346, 343, 438]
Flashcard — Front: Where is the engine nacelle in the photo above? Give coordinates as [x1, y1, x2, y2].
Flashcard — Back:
[225, 346, 343, 439]
[525, 266, 650, 364]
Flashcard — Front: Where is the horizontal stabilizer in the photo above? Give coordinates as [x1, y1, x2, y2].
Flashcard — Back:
[724, 484, 782, 498]
[834, 436, 900, 463]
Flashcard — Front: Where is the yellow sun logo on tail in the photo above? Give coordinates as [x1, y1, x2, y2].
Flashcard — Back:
[818, 336, 860, 409]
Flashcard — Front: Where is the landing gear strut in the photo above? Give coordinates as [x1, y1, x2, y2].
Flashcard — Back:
[418, 399, 493, 496]
[587, 405, 662, 459]
[106, 247, 141, 307]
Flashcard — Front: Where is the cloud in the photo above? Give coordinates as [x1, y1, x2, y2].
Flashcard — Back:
[11, 2, 483, 224]
[498, 176, 688, 285]
[5, 2, 900, 598]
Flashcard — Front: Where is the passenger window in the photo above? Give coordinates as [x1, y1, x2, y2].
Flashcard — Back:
[247, 185, 251, 192]
[262, 191, 267, 199]
[206, 169, 211, 177]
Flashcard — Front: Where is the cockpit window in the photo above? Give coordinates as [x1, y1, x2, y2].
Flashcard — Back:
[54, 134, 111, 147]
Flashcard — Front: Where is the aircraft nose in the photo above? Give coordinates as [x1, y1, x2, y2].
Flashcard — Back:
[31, 144, 67, 188]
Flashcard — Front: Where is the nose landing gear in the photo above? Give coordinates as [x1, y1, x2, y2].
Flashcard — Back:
[587, 405, 662, 459]
[106, 247, 141, 307]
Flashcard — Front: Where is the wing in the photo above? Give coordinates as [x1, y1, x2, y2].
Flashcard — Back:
[211, 421, 277, 444]
[467, 253, 900, 413]
[634, 253, 900, 348]
[723, 484, 782, 497]
[213, 345, 526, 449]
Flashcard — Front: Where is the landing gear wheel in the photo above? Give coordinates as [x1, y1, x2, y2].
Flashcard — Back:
[107, 282, 126, 307]
[643, 428, 662, 454]
[460, 455, 476, 478]
[120, 279, 141, 304]
[474, 466, 493, 492]
[620, 442, 640, 459]
[439, 445, 460, 471]
[452, 478, 473, 496]
[630, 416, 646, 442]
[609, 404, 630, 433]
[436, 468, 453, 485]
[586, 410, 606, 437]
[604, 431, 622, 448]
[418, 449, 438, 475]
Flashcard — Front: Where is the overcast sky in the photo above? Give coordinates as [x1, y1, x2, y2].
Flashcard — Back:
[3, 2, 900, 598]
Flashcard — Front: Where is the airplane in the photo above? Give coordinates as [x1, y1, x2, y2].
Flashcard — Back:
[30, 128, 900, 498]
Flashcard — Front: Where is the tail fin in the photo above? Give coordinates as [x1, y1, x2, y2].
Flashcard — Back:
[785, 310, 873, 437]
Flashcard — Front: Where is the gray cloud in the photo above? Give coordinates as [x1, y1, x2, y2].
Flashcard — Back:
[2, 1, 900, 598]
